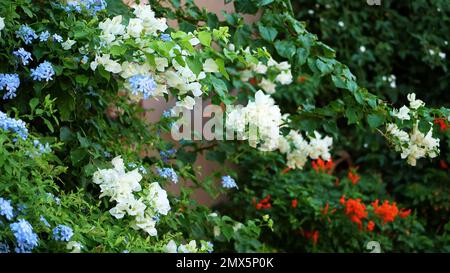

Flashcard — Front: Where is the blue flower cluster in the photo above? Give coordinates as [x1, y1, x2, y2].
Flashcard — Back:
[63, 0, 107, 16]
[0, 73, 20, 100]
[16, 25, 37, 44]
[0, 197, 14, 221]
[221, 175, 238, 189]
[160, 148, 177, 162]
[30, 61, 55, 82]
[10, 219, 39, 253]
[40, 215, 50, 228]
[33, 140, 52, 155]
[13, 48, 33, 66]
[39, 31, 50, 42]
[0, 111, 28, 140]
[52, 224, 74, 242]
[0, 242, 9, 253]
[160, 33, 172, 42]
[157, 167, 179, 184]
[128, 75, 157, 99]
[52, 34, 63, 43]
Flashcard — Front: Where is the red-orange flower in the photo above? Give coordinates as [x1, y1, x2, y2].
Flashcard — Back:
[434, 118, 448, 131]
[322, 203, 329, 215]
[399, 208, 411, 218]
[281, 167, 291, 174]
[303, 230, 319, 245]
[291, 199, 298, 208]
[341, 197, 368, 229]
[348, 169, 361, 185]
[367, 220, 375, 232]
[372, 200, 399, 224]
[440, 160, 449, 170]
[312, 158, 334, 174]
[255, 195, 272, 210]
[249, 77, 258, 86]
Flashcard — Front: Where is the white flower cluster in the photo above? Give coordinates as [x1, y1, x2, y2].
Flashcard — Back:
[278, 130, 333, 169]
[387, 93, 439, 166]
[164, 240, 213, 253]
[226, 90, 333, 167]
[226, 90, 282, 151]
[93, 156, 170, 236]
[90, 4, 209, 106]
[240, 55, 293, 94]
[382, 74, 396, 88]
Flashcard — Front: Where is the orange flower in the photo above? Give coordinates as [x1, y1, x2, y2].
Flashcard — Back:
[440, 160, 449, 170]
[303, 230, 319, 245]
[312, 230, 319, 245]
[312, 158, 334, 174]
[291, 199, 298, 208]
[341, 197, 368, 229]
[339, 195, 346, 205]
[322, 203, 329, 215]
[281, 167, 292, 174]
[249, 77, 258, 86]
[434, 118, 448, 131]
[297, 75, 307, 83]
[367, 220, 375, 232]
[348, 169, 361, 185]
[255, 195, 272, 210]
[372, 200, 399, 224]
[399, 208, 411, 218]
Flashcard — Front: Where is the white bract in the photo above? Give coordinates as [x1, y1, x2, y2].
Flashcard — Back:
[386, 93, 439, 166]
[93, 156, 170, 236]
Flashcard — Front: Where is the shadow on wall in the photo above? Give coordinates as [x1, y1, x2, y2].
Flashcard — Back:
[126, 0, 260, 206]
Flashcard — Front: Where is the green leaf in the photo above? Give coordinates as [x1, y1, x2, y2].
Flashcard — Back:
[215, 58, 229, 80]
[210, 76, 228, 98]
[75, 75, 89, 86]
[258, 25, 277, 42]
[367, 113, 385, 128]
[274, 40, 296, 59]
[197, 31, 212, 47]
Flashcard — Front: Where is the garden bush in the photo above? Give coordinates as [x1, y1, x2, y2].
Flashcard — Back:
[0, 0, 448, 253]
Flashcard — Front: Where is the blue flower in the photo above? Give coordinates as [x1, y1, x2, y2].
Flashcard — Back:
[52, 34, 63, 43]
[30, 61, 55, 82]
[52, 224, 74, 241]
[0, 111, 28, 140]
[64, 0, 107, 15]
[221, 175, 238, 189]
[162, 109, 174, 118]
[157, 167, 178, 184]
[10, 219, 39, 253]
[128, 75, 157, 99]
[16, 25, 37, 44]
[0, 73, 20, 100]
[138, 166, 147, 174]
[160, 149, 176, 162]
[0, 198, 14, 221]
[13, 48, 33, 66]
[39, 31, 50, 42]
[81, 55, 89, 64]
[40, 216, 50, 228]
[160, 33, 172, 42]
[33, 140, 52, 155]
[0, 242, 9, 253]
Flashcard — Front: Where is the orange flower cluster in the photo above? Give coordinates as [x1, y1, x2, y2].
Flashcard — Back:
[312, 158, 334, 174]
[340, 196, 368, 229]
[254, 195, 272, 210]
[371, 200, 411, 224]
[434, 118, 448, 131]
[347, 169, 361, 185]
[303, 230, 319, 245]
